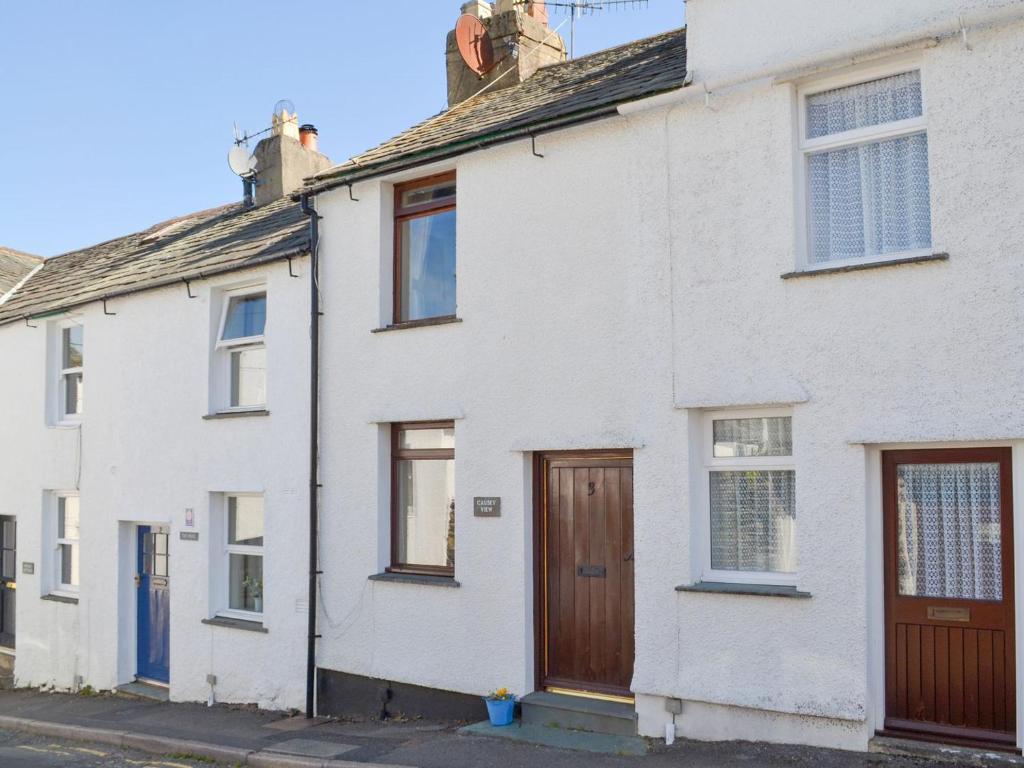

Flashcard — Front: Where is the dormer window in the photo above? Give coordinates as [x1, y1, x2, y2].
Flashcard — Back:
[393, 173, 456, 324]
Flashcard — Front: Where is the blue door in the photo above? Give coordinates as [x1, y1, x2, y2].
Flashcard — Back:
[136, 526, 169, 683]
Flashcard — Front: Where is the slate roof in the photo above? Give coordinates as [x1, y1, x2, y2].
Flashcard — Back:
[0, 196, 308, 327]
[0, 247, 42, 297]
[302, 27, 687, 195]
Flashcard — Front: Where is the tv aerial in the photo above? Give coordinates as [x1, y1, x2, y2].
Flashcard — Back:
[516, 0, 649, 58]
[227, 125, 259, 207]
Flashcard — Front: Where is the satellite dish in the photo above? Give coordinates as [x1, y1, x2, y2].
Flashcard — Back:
[455, 14, 494, 76]
[228, 145, 255, 178]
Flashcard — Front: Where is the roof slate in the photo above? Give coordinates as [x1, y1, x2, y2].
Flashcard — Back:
[0, 247, 43, 297]
[0, 196, 308, 327]
[302, 27, 687, 194]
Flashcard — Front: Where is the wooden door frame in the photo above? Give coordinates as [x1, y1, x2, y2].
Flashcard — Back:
[880, 446, 1017, 747]
[532, 449, 634, 694]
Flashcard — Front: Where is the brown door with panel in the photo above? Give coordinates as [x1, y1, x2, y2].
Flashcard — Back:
[883, 448, 1015, 748]
[540, 452, 634, 697]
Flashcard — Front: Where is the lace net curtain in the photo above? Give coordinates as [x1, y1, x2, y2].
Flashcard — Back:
[807, 71, 931, 264]
[897, 463, 1002, 601]
[711, 470, 796, 573]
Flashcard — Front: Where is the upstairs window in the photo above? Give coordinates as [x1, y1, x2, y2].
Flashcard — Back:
[390, 422, 455, 576]
[393, 173, 456, 323]
[216, 290, 266, 410]
[799, 68, 931, 267]
[60, 325, 84, 419]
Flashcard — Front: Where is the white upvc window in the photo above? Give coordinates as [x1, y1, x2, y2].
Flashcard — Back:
[796, 62, 931, 270]
[221, 494, 264, 619]
[59, 325, 84, 419]
[701, 409, 796, 586]
[215, 289, 267, 411]
[54, 494, 80, 594]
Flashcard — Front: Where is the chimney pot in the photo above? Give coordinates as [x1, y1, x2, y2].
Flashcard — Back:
[299, 124, 319, 153]
[461, 0, 492, 18]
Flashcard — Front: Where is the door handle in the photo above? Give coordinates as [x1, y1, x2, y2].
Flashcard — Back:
[134, 575, 141, 588]
[624, 552, 634, 562]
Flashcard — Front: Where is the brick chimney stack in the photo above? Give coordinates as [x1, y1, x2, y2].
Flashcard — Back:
[446, 0, 566, 108]
[252, 103, 332, 206]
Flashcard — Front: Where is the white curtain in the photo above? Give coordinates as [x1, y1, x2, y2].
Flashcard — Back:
[897, 463, 1002, 601]
[807, 71, 931, 263]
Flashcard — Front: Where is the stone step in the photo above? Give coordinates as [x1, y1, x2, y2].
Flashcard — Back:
[116, 681, 169, 702]
[869, 735, 1024, 766]
[520, 691, 637, 737]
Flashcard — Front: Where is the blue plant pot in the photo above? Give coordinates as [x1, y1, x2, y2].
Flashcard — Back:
[484, 696, 516, 726]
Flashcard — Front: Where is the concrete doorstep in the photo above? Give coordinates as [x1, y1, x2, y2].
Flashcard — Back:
[0, 713, 410, 768]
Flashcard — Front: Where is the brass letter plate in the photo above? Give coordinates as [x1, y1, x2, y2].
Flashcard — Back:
[577, 565, 607, 578]
[927, 606, 970, 622]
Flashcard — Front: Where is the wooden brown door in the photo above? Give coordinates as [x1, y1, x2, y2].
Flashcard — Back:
[540, 452, 634, 697]
[883, 448, 1015, 747]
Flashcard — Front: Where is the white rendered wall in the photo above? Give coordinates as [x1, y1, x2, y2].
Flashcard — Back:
[0, 260, 311, 710]
[315, 7, 1024, 750]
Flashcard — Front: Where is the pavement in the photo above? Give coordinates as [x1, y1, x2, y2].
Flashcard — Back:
[0, 688, 1014, 767]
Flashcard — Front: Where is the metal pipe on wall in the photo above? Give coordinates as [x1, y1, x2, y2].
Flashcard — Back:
[300, 193, 321, 718]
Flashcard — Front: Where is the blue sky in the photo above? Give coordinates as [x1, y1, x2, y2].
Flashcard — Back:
[1, 1, 684, 257]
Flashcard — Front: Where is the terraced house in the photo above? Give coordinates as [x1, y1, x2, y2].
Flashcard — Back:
[3, 0, 1024, 757]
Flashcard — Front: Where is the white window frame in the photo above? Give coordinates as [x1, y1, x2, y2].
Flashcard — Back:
[700, 408, 796, 587]
[57, 321, 84, 423]
[218, 493, 264, 621]
[53, 492, 80, 597]
[214, 285, 267, 412]
[794, 56, 931, 272]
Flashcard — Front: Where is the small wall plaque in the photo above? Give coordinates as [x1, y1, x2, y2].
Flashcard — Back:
[473, 497, 501, 517]
[185, 507, 195, 528]
[21, 562, 34, 575]
[179, 531, 200, 541]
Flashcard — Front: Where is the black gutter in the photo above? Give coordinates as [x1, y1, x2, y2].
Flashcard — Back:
[1, 246, 310, 330]
[293, 88, 685, 199]
[300, 193, 321, 718]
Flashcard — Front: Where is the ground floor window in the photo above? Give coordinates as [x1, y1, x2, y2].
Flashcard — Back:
[390, 421, 455, 576]
[703, 410, 796, 584]
[223, 494, 264, 615]
[55, 494, 80, 594]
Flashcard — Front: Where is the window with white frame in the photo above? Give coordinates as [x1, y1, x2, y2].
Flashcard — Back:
[798, 66, 931, 267]
[55, 494, 80, 593]
[223, 495, 263, 616]
[60, 325, 84, 419]
[215, 290, 266, 410]
[703, 411, 796, 584]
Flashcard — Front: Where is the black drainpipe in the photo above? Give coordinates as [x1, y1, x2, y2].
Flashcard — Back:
[301, 193, 321, 718]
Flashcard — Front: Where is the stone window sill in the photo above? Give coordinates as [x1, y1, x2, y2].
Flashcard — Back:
[203, 409, 270, 421]
[202, 616, 268, 633]
[781, 252, 948, 279]
[371, 316, 462, 333]
[369, 572, 461, 588]
[42, 593, 79, 605]
[676, 581, 811, 599]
